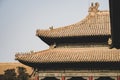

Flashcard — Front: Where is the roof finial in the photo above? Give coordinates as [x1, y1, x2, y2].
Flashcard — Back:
[95, 2, 99, 10]
[49, 26, 53, 30]
[50, 43, 56, 49]
[91, 2, 94, 7]
[88, 2, 99, 13]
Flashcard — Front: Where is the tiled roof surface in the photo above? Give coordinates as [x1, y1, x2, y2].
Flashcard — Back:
[15, 47, 120, 63]
[36, 11, 110, 38]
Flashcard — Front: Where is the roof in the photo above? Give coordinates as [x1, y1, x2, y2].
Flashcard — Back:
[36, 11, 110, 38]
[15, 47, 120, 64]
[15, 3, 114, 68]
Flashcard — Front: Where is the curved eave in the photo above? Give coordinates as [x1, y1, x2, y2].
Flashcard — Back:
[16, 47, 120, 65]
[36, 11, 111, 45]
[36, 29, 111, 38]
[18, 60, 120, 70]
[38, 35, 111, 45]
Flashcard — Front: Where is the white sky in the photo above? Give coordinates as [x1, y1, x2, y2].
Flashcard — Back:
[0, 0, 109, 62]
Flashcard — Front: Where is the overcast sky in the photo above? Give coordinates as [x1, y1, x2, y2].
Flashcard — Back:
[0, 0, 109, 62]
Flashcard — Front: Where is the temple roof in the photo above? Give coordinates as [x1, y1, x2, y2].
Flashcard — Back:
[36, 11, 110, 38]
[15, 3, 115, 68]
[15, 47, 120, 64]
[36, 3, 111, 45]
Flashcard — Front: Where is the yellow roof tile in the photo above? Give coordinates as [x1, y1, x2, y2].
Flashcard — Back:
[36, 11, 110, 38]
[16, 47, 120, 63]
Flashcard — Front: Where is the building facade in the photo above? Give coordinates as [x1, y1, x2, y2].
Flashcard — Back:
[15, 3, 120, 80]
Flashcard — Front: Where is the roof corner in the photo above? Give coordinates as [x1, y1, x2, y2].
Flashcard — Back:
[36, 29, 40, 36]
[88, 2, 100, 15]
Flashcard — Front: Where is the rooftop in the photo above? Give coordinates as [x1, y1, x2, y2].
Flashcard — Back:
[36, 3, 110, 38]
[15, 47, 120, 64]
[15, 3, 116, 68]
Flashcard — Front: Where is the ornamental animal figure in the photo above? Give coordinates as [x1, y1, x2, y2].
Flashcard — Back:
[89, 2, 99, 12]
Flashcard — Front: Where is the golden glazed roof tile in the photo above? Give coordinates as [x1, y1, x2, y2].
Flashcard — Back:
[36, 11, 110, 38]
[15, 47, 120, 63]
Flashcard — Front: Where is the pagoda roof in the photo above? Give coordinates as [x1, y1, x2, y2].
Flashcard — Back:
[15, 3, 114, 69]
[15, 47, 120, 64]
[36, 11, 110, 38]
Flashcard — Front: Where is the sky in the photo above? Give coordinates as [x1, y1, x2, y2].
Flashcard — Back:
[0, 0, 109, 62]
